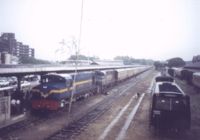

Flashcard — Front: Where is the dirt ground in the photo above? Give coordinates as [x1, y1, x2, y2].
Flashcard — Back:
[3, 70, 200, 140]
[74, 71, 200, 140]
[2, 94, 107, 140]
[2, 70, 154, 140]
[74, 70, 157, 140]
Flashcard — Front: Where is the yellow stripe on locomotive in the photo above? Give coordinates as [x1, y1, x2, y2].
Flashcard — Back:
[32, 79, 93, 98]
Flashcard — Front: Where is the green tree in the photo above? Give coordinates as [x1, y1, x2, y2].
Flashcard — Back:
[19, 56, 51, 64]
[114, 56, 154, 65]
[167, 57, 185, 68]
[68, 54, 99, 61]
[114, 56, 132, 65]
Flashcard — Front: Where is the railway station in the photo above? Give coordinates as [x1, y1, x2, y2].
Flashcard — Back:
[0, 64, 200, 140]
[0, 0, 200, 140]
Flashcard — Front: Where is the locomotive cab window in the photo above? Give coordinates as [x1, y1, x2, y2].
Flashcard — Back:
[41, 75, 66, 84]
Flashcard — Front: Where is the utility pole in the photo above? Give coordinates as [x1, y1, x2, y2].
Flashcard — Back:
[68, 39, 78, 115]
[67, 0, 85, 122]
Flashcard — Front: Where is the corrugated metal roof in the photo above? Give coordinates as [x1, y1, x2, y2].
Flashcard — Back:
[184, 61, 200, 69]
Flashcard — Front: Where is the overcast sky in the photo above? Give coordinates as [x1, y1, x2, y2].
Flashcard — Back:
[0, 0, 199, 61]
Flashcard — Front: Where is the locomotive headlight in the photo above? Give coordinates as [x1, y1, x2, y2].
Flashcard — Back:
[16, 100, 21, 104]
[43, 86, 47, 89]
[153, 110, 161, 115]
[161, 100, 165, 103]
[175, 100, 179, 104]
[11, 99, 16, 105]
[60, 102, 65, 108]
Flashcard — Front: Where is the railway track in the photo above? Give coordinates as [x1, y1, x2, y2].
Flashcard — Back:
[0, 116, 40, 139]
[0, 69, 152, 140]
[0, 109, 67, 139]
[47, 70, 152, 140]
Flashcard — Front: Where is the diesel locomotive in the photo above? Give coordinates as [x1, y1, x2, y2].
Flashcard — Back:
[149, 76, 191, 131]
[31, 66, 150, 111]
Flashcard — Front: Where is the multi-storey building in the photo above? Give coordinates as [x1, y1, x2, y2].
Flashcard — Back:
[0, 33, 16, 54]
[0, 33, 35, 59]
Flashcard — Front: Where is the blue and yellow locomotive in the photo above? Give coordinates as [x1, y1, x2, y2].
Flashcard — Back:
[31, 71, 96, 111]
[31, 66, 150, 111]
